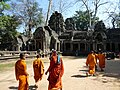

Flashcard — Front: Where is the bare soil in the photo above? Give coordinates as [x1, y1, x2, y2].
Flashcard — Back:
[0, 56, 120, 90]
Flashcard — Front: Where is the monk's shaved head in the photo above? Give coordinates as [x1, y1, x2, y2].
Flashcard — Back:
[20, 53, 25, 59]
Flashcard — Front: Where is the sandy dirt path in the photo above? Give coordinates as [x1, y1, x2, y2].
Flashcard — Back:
[0, 56, 120, 90]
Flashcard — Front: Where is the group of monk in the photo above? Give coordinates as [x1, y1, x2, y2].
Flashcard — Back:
[15, 49, 105, 90]
[15, 49, 64, 90]
[86, 50, 106, 76]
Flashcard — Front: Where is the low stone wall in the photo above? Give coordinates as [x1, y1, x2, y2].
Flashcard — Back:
[0, 51, 37, 56]
[0, 51, 38, 60]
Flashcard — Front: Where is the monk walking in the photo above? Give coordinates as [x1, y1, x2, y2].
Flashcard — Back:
[15, 53, 29, 90]
[45, 50, 64, 90]
[97, 51, 106, 71]
[33, 55, 44, 88]
[86, 51, 97, 76]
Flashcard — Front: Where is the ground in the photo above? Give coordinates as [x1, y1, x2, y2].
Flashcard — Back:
[0, 56, 120, 90]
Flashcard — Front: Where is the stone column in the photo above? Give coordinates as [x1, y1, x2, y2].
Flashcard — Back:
[93, 43, 95, 51]
[78, 43, 80, 51]
[55, 41, 57, 51]
[115, 43, 118, 52]
[70, 42, 73, 52]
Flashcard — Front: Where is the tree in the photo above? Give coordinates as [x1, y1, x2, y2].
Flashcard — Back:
[116, 13, 120, 28]
[65, 18, 75, 30]
[76, 0, 108, 28]
[0, 1, 10, 15]
[54, 0, 77, 14]
[0, 15, 20, 44]
[72, 10, 99, 31]
[106, 12, 120, 28]
[10, 0, 43, 38]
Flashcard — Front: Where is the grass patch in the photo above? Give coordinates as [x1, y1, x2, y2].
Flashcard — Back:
[0, 62, 15, 72]
[0, 57, 49, 72]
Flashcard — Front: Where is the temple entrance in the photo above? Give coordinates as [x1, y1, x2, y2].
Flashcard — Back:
[90, 44, 93, 51]
[106, 43, 110, 51]
[73, 43, 78, 51]
[36, 40, 42, 50]
[97, 44, 103, 51]
[118, 44, 120, 52]
[112, 43, 115, 52]
[80, 43, 85, 51]
[65, 43, 70, 51]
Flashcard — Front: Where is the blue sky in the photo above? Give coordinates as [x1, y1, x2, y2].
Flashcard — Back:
[39, 0, 119, 19]
[6, 0, 120, 32]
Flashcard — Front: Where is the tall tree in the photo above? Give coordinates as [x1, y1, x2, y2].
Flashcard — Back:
[105, 3, 120, 28]
[116, 13, 120, 28]
[76, 0, 108, 29]
[10, 0, 43, 38]
[0, 1, 10, 15]
[72, 10, 99, 31]
[45, 0, 52, 26]
[57, 0, 77, 14]
[0, 15, 20, 44]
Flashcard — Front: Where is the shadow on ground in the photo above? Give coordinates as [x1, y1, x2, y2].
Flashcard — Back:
[9, 86, 18, 90]
[29, 85, 37, 90]
[9, 85, 37, 90]
[63, 56, 87, 59]
[71, 74, 87, 78]
[101, 60, 120, 79]
[92, 60, 120, 84]
[79, 69, 88, 72]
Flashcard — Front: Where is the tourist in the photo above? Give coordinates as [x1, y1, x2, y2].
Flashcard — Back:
[45, 50, 64, 90]
[15, 53, 29, 90]
[86, 51, 97, 76]
[33, 55, 44, 88]
[97, 51, 106, 71]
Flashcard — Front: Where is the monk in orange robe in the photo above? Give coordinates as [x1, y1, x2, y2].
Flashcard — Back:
[45, 50, 64, 90]
[97, 52, 106, 71]
[15, 53, 29, 90]
[33, 55, 44, 87]
[95, 53, 98, 71]
[86, 51, 97, 76]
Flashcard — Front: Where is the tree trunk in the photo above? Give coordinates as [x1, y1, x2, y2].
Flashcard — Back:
[45, 0, 52, 26]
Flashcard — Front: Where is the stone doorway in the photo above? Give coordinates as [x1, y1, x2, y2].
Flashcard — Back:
[97, 44, 103, 51]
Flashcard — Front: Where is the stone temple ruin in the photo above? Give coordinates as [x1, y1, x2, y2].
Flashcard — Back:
[1, 11, 120, 56]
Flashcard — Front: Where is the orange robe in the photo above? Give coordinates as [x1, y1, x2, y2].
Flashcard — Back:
[47, 55, 64, 90]
[97, 54, 105, 68]
[86, 54, 96, 74]
[33, 58, 44, 82]
[15, 59, 28, 90]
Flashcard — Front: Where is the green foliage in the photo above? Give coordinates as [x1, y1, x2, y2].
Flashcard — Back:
[65, 18, 75, 30]
[0, 1, 10, 15]
[0, 15, 20, 43]
[72, 10, 99, 31]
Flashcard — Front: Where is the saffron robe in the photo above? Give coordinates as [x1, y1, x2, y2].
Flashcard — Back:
[15, 59, 28, 90]
[86, 54, 96, 74]
[33, 58, 44, 82]
[47, 55, 64, 90]
[97, 53, 105, 68]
